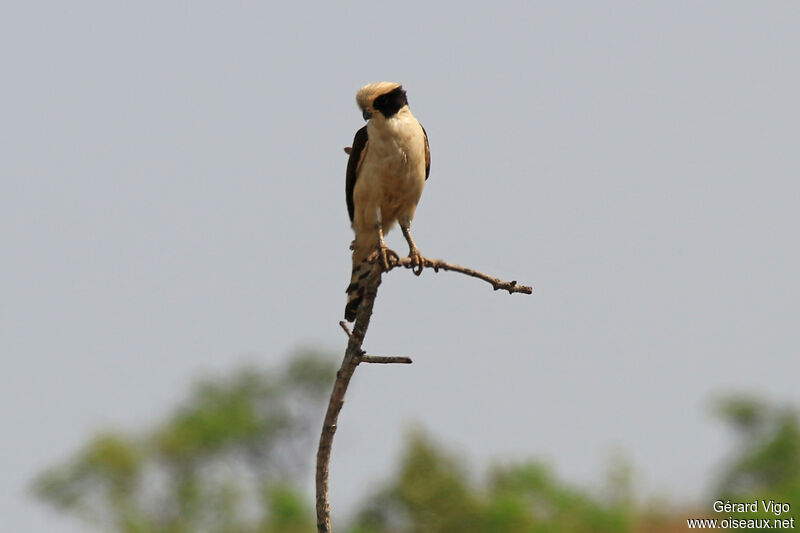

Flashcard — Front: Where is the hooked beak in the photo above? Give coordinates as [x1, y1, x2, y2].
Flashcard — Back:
[362, 109, 372, 121]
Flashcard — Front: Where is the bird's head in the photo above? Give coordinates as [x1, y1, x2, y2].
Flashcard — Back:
[356, 81, 408, 121]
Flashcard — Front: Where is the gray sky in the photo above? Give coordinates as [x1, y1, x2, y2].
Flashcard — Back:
[2, 2, 799, 531]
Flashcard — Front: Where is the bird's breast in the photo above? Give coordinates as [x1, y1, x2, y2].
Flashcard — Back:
[368, 118, 426, 180]
[354, 116, 426, 224]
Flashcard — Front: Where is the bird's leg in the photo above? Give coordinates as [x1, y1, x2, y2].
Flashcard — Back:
[400, 216, 423, 276]
[373, 208, 397, 271]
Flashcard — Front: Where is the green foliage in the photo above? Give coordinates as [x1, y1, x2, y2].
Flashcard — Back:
[714, 394, 800, 495]
[32, 351, 336, 533]
[352, 431, 634, 533]
[34, 433, 144, 525]
[262, 484, 315, 533]
[489, 461, 632, 533]
[155, 369, 280, 460]
[34, 357, 800, 533]
[712, 393, 800, 531]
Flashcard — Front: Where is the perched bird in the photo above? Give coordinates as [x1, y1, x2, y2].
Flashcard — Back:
[344, 81, 430, 322]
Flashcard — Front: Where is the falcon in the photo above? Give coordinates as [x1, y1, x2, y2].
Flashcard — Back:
[344, 81, 431, 322]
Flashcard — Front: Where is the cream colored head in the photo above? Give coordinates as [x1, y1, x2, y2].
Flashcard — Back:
[356, 81, 401, 110]
[355, 82, 409, 120]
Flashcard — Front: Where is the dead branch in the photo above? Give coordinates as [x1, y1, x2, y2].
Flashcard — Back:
[390, 255, 532, 294]
[360, 355, 413, 364]
[315, 254, 532, 532]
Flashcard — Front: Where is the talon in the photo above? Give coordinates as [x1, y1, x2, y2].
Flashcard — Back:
[387, 249, 400, 267]
[409, 248, 424, 276]
[379, 247, 390, 271]
[376, 246, 398, 272]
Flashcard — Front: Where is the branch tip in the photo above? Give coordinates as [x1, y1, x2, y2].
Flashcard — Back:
[338, 321, 353, 339]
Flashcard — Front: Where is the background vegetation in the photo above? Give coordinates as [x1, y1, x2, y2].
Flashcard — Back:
[33, 351, 800, 532]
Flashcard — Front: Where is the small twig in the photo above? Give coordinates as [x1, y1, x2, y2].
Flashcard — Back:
[338, 321, 353, 339]
[316, 254, 531, 532]
[360, 355, 413, 364]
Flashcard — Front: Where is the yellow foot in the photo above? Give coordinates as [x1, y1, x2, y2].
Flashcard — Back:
[369, 247, 399, 271]
[409, 247, 424, 276]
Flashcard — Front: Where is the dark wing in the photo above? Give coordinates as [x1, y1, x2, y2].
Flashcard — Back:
[345, 126, 369, 222]
[421, 125, 431, 180]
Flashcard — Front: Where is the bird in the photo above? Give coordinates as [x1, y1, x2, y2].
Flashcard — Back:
[343, 81, 430, 322]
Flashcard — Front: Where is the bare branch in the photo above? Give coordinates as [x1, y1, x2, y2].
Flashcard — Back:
[316, 263, 382, 533]
[390, 255, 533, 294]
[316, 255, 531, 532]
[360, 355, 413, 364]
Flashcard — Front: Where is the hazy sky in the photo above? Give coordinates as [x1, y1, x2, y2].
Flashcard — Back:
[3, 2, 799, 531]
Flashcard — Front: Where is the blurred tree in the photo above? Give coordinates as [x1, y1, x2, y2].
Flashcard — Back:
[33, 350, 336, 533]
[43, 355, 795, 532]
[711, 393, 800, 529]
[352, 430, 634, 533]
[714, 394, 800, 494]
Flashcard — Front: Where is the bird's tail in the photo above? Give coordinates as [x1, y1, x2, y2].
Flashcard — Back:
[344, 259, 372, 322]
[344, 234, 377, 322]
